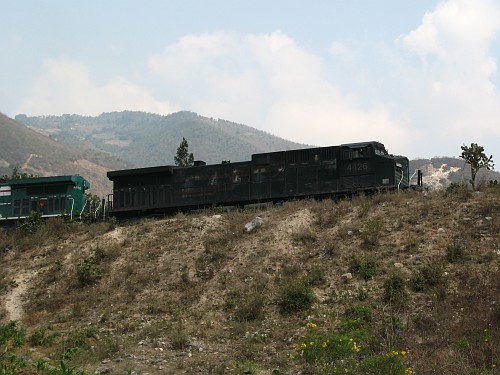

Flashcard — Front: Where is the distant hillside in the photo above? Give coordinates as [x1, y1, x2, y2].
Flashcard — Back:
[16, 111, 309, 167]
[10, 111, 500, 191]
[410, 157, 500, 189]
[0, 113, 131, 196]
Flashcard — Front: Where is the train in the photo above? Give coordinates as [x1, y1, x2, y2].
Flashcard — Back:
[0, 175, 91, 225]
[0, 141, 422, 225]
[106, 141, 422, 219]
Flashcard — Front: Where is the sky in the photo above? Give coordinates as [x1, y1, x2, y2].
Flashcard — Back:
[1, 0, 500, 160]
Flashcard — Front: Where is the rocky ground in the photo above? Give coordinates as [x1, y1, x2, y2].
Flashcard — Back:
[1, 187, 499, 374]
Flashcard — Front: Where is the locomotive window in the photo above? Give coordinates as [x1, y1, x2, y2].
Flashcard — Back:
[322, 148, 335, 160]
[342, 149, 364, 159]
[27, 187, 43, 196]
[124, 190, 131, 207]
[22, 199, 29, 216]
[13, 200, 21, 216]
[45, 185, 66, 195]
[300, 150, 310, 163]
[48, 198, 54, 213]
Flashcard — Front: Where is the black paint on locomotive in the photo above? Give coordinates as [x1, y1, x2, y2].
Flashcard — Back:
[106, 141, 411, 218]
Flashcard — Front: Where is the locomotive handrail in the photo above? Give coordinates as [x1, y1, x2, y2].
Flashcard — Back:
[80, 198, 88, 220]
[94, 199, 102, 219]
[68, 197, 74, 220]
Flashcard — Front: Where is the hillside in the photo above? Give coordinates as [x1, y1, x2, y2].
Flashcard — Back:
[0, 113, 132, 196]
[1, 188, 499, 374]
[15, 111, 309, 167]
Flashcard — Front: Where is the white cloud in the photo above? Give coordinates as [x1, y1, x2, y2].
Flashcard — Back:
[397, 0, 500, 157]
[148, 31, 410, 152]
[17, 0, 500, 160]
[17, 58, 177, 116]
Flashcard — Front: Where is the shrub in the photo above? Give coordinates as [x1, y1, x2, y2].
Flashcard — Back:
[383, 273, 407, 305]
[360, 351, 412, 375]
[235, 295, 265, 322]
[76, 256, 103, 287]
[29, 326, 57, 346]
[349, 256, 378, 280]
[410, 262, 444, 292]
[18, 211, 43, 234]
[445, 182, 471, 200]
[446, 238, 466, 263]
[307, 265, 326, 286]
[278, 280, 315, 314]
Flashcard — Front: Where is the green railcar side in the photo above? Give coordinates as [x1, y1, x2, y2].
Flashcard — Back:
[0, 175, 90, 223]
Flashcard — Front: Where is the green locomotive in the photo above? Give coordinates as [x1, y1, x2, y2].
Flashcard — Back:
[0, 175, 90, 224]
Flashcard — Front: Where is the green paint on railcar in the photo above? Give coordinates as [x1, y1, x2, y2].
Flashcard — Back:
[0, 175, 90, 222]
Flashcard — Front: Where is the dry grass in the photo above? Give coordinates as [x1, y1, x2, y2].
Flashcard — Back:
[0, 187, 499, 374]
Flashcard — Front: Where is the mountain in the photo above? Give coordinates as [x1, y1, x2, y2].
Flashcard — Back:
[9, 111, 500, 191]
[15, 111, 309, 167]
[0, 113, 131, 196]
[410, 157, 500, 189]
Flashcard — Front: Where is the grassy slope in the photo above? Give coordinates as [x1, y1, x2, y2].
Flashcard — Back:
[0, 188, 499, 374]
[0, 113, 130, 196]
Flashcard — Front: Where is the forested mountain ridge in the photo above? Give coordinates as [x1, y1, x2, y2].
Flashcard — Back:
[16, 111, 309, 167]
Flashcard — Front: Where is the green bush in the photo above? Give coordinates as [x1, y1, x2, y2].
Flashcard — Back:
[29, 326, 57, 346]
[76, 257, 103, 287]
[410, 262, 444, 292]
[307, 265, 326, 286]
[446, 238, 466, 263]
[235, 295, 265, 322]
[18, 211, 43, 234]
[278, 280, 315, 314]
[383, 273, 407, 305]
[349, 256, 378, 280]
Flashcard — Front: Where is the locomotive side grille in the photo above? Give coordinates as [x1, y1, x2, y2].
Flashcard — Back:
[341, 175, 375, 190]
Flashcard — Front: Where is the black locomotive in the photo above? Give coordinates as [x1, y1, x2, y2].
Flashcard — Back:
[106, 141, 419, 218]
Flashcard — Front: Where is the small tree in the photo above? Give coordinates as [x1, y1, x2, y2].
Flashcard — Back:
[460, 143, 494, 190]
[174, 137, 194, 167]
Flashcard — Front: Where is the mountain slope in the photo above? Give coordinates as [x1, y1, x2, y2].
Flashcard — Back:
[16, 111, 309, 167]
[0, 188, 499, 374]
[0, 113, 131, 196]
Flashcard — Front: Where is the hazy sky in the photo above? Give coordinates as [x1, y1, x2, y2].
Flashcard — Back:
[1, 0, 500, 160]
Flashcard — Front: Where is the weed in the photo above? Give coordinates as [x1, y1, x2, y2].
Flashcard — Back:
[18, 211, 43, 234]
[410, 262, 445, 292]
[383, 273, 407, 305]
[445, 182, 471, 200]
[349, 255, 378, 280]
[235, 294, 265, 322]
[170, 326, 190, 350]
[447, 237, 467, 263]
[291, 226, 317, 244]
[307, 265, 326, 286]
[360, 351, 412, 375]
[29, 326, 58, 346]
[278, 280, 315, 314]
[76, 256, 103, 287]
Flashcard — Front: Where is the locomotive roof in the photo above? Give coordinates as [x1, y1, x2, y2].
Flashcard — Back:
[0, 175, 89, 187]
[107, 165, 175, 180]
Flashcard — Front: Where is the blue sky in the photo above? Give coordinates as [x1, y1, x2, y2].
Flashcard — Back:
[1, 0, 500, 160]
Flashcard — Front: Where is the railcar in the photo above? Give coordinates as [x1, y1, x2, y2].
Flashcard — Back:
[0, 175, 90, 224]
[107, 141, 417, 219]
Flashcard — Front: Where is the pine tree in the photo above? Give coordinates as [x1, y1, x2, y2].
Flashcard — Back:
[174, 137, 194, 167]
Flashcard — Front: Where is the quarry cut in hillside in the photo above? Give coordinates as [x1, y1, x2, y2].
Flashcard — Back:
[0, 188, 499, 374]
